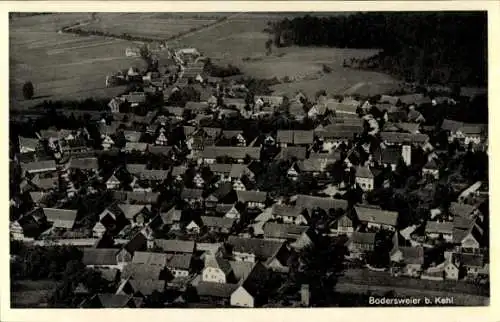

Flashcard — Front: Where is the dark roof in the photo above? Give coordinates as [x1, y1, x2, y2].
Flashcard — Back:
[154, 239, 195, 253]
[441, 119, 464, 132]
[275, 147, 307, 160]
[181, 188, 204, 200]
[166, 253, 192, 270]
[121, 263, 164, 280]
[69, 157, 98, 170]
[200, 147, 260, 160]
[349, 231, 376, 245]
[132, 251, 169, 266]
[449, 202, 476, 218]
[201, 216, 235, 229]
[398, 246, 424, 265]
[148, 146, 173, 156]
[42, 208, 77, 229]
[204, 255, 233, 275]
[195, 282, 238, 298]
[272, 204, 302, 218]
[236, 190, 267, 203]
[380, 132, 429, 144]
[126, 191, 160, 204]
[425, 221, 453, 234]
[374, 147, 401, 165]
[355, 206, 399, 227]
[96, 294, 134, 308]
[128, 280, 165, 296]
[454, 253, 484, 268]
[82, 248, 118, 266]
[124, 232, 148, 255]
[209, 163, 233, 175]
[229, 261, 255, 281]
[227, 236, 284, 259]
[263, 222, 309, 240]
[295, 194, 348, 211]
[21, 160, 57, 173]
[356, 166, 374, 178]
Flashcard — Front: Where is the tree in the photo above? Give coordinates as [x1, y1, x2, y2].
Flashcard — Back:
[265, 39, 273, 56]
[22, 81, 34, 100]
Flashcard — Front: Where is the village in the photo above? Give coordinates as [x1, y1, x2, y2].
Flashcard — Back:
[9, 40, 490, 308]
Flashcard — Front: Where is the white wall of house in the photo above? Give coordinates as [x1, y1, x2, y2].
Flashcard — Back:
[230, 286, 254, 307]
[233, 251, 256, 263]
[202, 267, 226, 283]
[356, 177, 374, 191]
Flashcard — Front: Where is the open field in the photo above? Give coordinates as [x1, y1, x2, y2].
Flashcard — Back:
[79, 13, 219, 40]
[10, 14, 145, 109]
[11, 280, 61, 308]
[174, 14, 399, 97]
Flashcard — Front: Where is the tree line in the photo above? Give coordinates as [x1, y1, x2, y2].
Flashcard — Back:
[266, 12, 487, 86]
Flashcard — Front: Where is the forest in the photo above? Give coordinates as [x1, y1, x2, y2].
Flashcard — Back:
[266, 12, 487, 86]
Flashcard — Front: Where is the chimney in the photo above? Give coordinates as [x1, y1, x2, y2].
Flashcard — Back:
[301, 284, 310, 307]
[402, 144, 411, 166]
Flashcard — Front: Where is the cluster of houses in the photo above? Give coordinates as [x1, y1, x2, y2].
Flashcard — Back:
[10, 46, 489, 307]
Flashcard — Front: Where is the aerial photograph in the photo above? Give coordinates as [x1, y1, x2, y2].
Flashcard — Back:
[9, 11, 489, 308]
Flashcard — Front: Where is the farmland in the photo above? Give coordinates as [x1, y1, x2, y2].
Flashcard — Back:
[9, 13, 144, 109]
[172, 14, 399, 97]
[10, 13, 398, 110]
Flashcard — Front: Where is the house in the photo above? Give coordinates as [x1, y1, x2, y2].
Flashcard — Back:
[295, 194, 349, 213]
[453, 224, 483, 252]
[425, 221, 453, 242]
[21, 160, 57, 175]
[372, 146, 402, 171]
[217, 204, 241, 219]
[329, 213, 354, 237]
[166, 253, 192, 278]
[185, 219, 201, 234]
[276, 130, 314, 147]
[121, 263, 167, 280]
[271, 204, 308, 225]
[380, 132, 429, 147]
[181, 188, 204, 203]
[275, 147, 307, 161]
[226, 236, 289, 271]
[200, 147, 261, 164]
[254, 95, 284, 109]
[209, 163, 233, 181]
[132, 251, 169, 267]
[42, 208, 78, 230]
[195, 282, 238, 306]
[390, 246, 424, 277]
[202, 254, 235, 284]
[101, 135, 115, 150]
[116, 231, 149, 264]
[118, 204, 151, 226]
[422, 158, 440, 179]
[236, 190, 267, 209]
[80, 293, 136, 308]
[19, 136, 42, 154]
[201, 216, 236, 234]
[355, 166, 374, 191]
[82, 248, 119, 268]
[116, 279, 165, 298]
[68, 157, 99, 172]
[262, 222, 309, 242]
[159, 208, 183, 231]
[230, 262, 270, 307]
[453, 252, 485, 279]
[106, 173, 121, 190]
[449, 123, 487, 146]
[154, 239, 195, 254]
[346, 232, 376, 259]
[123, 142, 149, 154]
[122, 92, 146, 107]
[354, 206, 399, 231]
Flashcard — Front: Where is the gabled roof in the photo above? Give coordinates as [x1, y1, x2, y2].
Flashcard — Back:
[204, 255, 233, 275]
[453, 252, 484, 268]
[185, 101, 208, 111]
[441, 119, 464, 132]
[154, 239, 195, 253]
[121, 263, 164, 280]
[118, 204, 148, 220]
[356, 166, 374, 179]
[131, 250, 168, 266]
[69, 157, 98, 170]
[171, 165, 187, 177]
[19, 136, 39, 150]
[166, 253, 192, 270]
[380, 132, 429, 144]
[126, 164, 147, 175]
[195, 282, 238, 298]
[209, 163, 232, 175]
[355, 206, 398, 227]
[128, 280, 165, 296]
[123, 130, 142, 143]
[425, 221, 453, 234]
[272, 204, 302, 218]
[229, 261, 255, 281]
[449, 202, 476, 219]
[349, 231, 376, 245]
[227, 236, 284, 259]
[276, 130, 313, 145]
[236, 190, 267, 203]
[297, 159, 325, 172]
[21, 160, 57, 173]
[263, 222, 309, 240]
[42, 208, 77, 229]
[82, 248, 118, 266]
[95, 294, 134, 308]
[200, 147, 261, 160]
[123, 232, 148, 255]
[148, 146, 173, 156]
[229, 164, 252, 178]
[295, 194, 348, 211]
[201, 216, 235, 229]
[181, 188, 204, 200]
[126, 191, 160, 204]
[424, 158, 439, 170]
[396, 246, 424, 265]
[124, 142, 149, 152]
[275, 147, 307, 160]
[374, 146, 401, 165]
